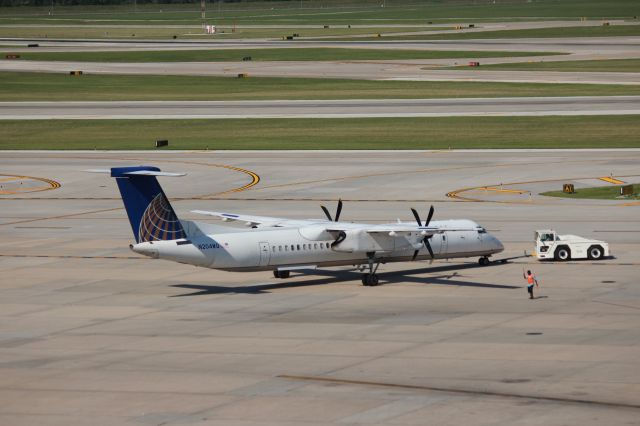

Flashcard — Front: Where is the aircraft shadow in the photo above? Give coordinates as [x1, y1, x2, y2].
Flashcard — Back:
[170, 261, 519, 296]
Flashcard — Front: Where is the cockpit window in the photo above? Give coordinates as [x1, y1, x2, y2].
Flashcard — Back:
[477, 228, 487, 234]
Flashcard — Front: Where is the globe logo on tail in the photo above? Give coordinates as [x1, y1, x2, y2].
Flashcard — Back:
[138, 193, 186, 242]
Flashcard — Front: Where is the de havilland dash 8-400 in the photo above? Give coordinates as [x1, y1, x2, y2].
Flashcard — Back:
[93, 166, 504, 286]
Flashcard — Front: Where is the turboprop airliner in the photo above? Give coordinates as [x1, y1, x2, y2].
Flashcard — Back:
[95, 166, 503, 286]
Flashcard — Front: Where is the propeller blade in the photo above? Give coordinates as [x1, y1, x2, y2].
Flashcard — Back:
[411, 208, 422, 226]
[331, 231, 347, 248]
[425, 205, 435, 227]
[424, 237, 434, 259]
[321, 205, 332, 221]
[411, 249, 419, 261]
[335, 199, 343, 222]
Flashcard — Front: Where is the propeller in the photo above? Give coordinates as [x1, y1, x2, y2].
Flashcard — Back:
[321, 199, 343, 222]
[410, 205, 435, 261]
[331, 230, 347, 248]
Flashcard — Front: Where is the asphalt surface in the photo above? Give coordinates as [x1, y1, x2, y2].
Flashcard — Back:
[1, 150, 639, 425]
[2, 96, 640, 119]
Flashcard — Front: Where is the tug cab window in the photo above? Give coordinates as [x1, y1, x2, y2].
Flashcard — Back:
[540, 233, 555, 242]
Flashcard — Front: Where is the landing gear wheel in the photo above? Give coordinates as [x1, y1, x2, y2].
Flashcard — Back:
[479, 256, 490, 266]
[361, 273, 379, 286]
[273, 270, 290, 279]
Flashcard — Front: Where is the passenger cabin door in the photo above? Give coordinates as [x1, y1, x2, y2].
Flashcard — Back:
[259, 242, 271, 267]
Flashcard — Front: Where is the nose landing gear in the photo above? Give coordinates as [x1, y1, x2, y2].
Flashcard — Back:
[478, 256, 490, 266]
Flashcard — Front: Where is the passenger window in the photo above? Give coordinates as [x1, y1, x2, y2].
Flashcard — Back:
[443, 235, 446, 241]
[291, 245, 295, 251]
[314, 243, 318, 250]
[279, 246, 282, 252]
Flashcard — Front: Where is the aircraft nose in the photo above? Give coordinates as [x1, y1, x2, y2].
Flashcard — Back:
[492, 235, 504, 252]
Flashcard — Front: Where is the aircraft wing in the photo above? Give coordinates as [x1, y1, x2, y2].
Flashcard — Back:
[325, 225, 442, 236]
[190, 210, 319, 228]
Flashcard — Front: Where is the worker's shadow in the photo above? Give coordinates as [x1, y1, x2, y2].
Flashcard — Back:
[170, 261, 518, 296]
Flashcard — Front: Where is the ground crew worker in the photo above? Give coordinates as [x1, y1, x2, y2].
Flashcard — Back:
[523, 269, 538, 299]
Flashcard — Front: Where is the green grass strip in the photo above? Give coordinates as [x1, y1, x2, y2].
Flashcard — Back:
[0, 48, 559, 63]
[1, 116, 638, 150]
[1, 0, 638, 24]
[330, 24, 640, 41]
[3, 72, 640, 102]
[0, 26, 443, 40]
[542, 184, 639, 200]
[459, 58, 640, 73]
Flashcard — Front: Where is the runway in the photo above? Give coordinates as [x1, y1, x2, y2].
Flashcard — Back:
[3, 96, 640, 119]
[1, 150, 639, 425]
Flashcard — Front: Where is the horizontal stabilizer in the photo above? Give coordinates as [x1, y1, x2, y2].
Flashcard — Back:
[124, 170, 186, 177]
[84, 168, 185, 177]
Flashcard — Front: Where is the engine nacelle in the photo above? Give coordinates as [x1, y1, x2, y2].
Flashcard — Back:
[331, 229, 396, 253]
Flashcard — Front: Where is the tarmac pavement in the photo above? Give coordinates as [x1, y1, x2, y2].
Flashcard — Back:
[1, 150, 639, 425]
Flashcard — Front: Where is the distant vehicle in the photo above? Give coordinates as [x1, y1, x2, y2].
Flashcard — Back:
[90, 166, 504, 286]
[534, 230, 609, 261]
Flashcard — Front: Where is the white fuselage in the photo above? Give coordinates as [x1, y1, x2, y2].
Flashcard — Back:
[131, 219, 504, 272]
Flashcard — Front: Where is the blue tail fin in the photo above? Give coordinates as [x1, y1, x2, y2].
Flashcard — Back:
[111, 166, 186, 243]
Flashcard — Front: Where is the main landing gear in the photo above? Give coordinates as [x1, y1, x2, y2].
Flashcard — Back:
[361, 252, 381, 286]
[273, 270, 290, 279]
[478, 256, 490, 266]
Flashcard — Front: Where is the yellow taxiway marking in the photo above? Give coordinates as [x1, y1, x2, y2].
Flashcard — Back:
[0, 186, 50, 195]
[0, 174, 61, 195]
[0, 157, 260, 226]
[620, 201, 640, 207]
[478, 187, 530, 194]
[599, 176, 626, 185]
[448, 174, 640, 205]
[0, 176, 24, 182]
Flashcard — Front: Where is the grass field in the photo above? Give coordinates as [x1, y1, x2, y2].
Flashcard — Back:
[542, 184, 639, 200]
[330, 24, 640, 41]
[1, 115, 638, 150]
[0, 26, 443, 40]
[1, 1, 638, 25]
[458, 58, 640, 73]
[3, 72, 640, 102]
[1, 48, 559, 63]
